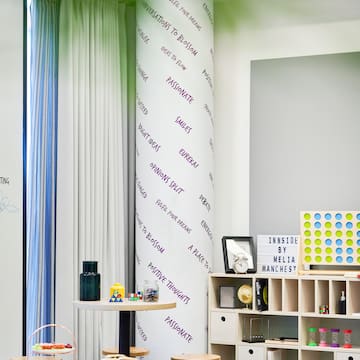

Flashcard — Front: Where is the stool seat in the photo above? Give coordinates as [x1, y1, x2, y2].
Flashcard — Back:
[10, 357, 62, 360]
[102, 355, 136, 360]
[102, 347, 149, 357]
[171, 354, 221, 360]
[129, 347, 149, 357]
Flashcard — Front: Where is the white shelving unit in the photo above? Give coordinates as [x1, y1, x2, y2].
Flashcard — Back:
[208, 273, 360, 360]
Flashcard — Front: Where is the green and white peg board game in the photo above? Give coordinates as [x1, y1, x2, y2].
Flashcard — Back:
[300, 211, 360, 272]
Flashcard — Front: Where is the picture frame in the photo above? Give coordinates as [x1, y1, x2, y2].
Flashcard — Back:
[222, 236, 256, 273]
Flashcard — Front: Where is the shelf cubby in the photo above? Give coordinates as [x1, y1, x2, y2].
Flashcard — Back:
[300, 317, 325, 347]
[316, 280, 330, 314]
[301, 279, 315, 313]
[301, 349, 334, 360]
[267, 348, 298, 360]
[269, 278, 282, 312]
[268, 315, 298, 340]
[208, 274, 253, 309]
[330, 280, 346, 315]
[283, 278, 299, 312]
[348, 280, 360, 315]
[209, 344, 235, 360]
[210, 310, 241, 344]
[241, 314, 270, 342]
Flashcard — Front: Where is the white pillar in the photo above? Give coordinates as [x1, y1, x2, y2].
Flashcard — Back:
[136, 0, 214, 358]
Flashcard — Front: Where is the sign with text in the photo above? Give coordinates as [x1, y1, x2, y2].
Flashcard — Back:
[257, 235, 299, 274]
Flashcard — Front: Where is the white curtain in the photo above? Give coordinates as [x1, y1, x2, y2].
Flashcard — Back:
[27, 0, 59, 346]
[56, 1, 128, 359]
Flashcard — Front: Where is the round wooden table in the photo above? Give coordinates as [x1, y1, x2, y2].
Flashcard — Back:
[73, 299, 176, 357]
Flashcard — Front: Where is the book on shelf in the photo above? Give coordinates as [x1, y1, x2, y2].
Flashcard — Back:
[255, 278, 268, 311]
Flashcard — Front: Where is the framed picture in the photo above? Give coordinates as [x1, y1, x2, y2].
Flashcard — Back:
[222, 236, 256, 273]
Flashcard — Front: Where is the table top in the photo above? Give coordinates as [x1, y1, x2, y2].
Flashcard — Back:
[73, 299, 176, 311]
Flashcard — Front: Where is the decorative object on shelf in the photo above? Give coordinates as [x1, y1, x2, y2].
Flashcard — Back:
[256, 235, 299, 274]
[299, 211, 360, 274]
[222, 236, 256, 273]
[319, 327, 328, 347]
[110, 282, 125, 298]
[338, 290, 346, 314]
[143, 280, 159, 302]
[343, 329, 352, 348]
[109, 295, 123, 303]
[242, 317, 269, 343]
[255, 278, 268, 311]
[128, 291, 143, 301]
[237, 284, 252, 309]
[307, 327, 317, 346]
[319, 304, 329, 314]
[330, 328, 340, 347]
[109, 282, 125, 302]
[80, 260, 100, 301]
[219, 286, 240, 308]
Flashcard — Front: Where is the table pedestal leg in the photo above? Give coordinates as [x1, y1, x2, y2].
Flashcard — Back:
[119, 311, 130, 356]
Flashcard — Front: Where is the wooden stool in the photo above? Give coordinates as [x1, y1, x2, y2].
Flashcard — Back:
[102, 347, 149, 358]
[171, 355, 221, 360]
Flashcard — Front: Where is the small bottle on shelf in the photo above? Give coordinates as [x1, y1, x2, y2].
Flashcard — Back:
[343, 329, 352, 348]
[319, 328, 328, 347]
[338, 291, 346, 314]
[330, 328, 340, 348]
[307, 327, 317, 346]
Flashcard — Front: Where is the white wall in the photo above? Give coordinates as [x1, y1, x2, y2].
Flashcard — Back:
[214, 18, 360, 272]
[0, 0, 23, 358]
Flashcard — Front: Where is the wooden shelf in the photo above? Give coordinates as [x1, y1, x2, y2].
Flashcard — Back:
[208, 273, 360, 360]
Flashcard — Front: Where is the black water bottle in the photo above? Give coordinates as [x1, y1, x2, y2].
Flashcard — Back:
[80, 261, 100, 301]
[338, 290, 346, 315]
